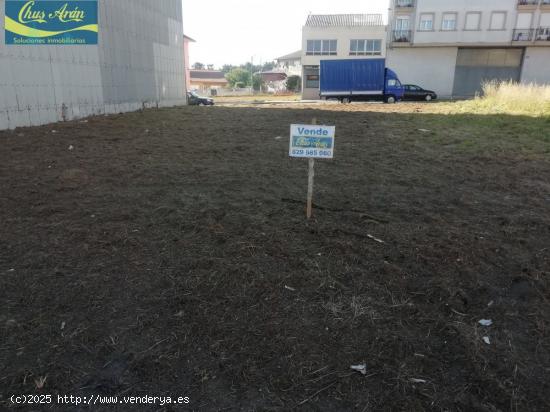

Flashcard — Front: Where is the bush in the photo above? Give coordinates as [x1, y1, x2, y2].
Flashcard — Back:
[451, 81, 550, 117]
[286, 75, 301, 92]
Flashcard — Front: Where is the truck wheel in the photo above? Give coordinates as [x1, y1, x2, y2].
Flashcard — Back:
[385, 95, 396, 104]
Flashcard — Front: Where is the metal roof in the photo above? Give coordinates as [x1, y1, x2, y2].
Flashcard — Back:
[276, 50, 302, 61]
[305, 14, 384, 27]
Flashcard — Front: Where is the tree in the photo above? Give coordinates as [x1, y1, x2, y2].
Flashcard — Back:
[262, 61, 275, 72]
[221, 64, 236, 74]
[207, 64, 214, 70]
[225, 68, 251, 88]
[286, 75, 301, 92]
[253, 74, 265, 92]
[243, 62, 254, 73]
[192, 62, 205, 70]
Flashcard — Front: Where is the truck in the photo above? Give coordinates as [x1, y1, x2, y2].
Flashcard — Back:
[320, 59, 404, 103]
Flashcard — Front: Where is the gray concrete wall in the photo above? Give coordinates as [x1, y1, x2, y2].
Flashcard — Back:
[0, 0, 186, 130]
[521, 47, 550, 84]
[386, 47, 458, 98]
[302, 87, 321, 100]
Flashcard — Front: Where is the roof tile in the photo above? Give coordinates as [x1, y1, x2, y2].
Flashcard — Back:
[305, 14, 383, 27]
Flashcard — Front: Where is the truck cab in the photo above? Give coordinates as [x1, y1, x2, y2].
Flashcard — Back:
[384, 68, 404, 103]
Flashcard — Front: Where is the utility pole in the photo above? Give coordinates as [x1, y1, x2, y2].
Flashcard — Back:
[251, 55, 254, 94]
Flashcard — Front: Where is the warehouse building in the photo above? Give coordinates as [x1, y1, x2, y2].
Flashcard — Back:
[0, 0, 186, 130]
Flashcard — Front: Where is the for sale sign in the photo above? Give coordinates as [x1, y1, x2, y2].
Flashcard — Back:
[289, 124, 335, 159]
[5, 0, 98, 45]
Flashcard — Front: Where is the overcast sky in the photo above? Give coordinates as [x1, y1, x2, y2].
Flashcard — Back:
[182, 0, 390, 68]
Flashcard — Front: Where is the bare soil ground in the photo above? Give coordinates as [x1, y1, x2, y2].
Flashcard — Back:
[1, 103, 550, 411]
[213, 94, 300, 104]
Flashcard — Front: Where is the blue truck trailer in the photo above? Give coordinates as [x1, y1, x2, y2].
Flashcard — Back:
[320, 59, 404, 103]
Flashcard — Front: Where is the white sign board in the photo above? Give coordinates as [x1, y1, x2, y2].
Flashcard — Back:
[289, 124, 335, 159]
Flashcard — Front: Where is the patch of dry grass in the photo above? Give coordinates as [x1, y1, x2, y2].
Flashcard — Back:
[440, 82, 550, 117]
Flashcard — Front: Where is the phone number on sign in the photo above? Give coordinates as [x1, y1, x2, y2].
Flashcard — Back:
[291, 149, 332, 157]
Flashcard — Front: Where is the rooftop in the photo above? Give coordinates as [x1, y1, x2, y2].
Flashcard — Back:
[276, 50, 302, 61]
[305, 14, 384, 27]
[189, 70, 226, 80]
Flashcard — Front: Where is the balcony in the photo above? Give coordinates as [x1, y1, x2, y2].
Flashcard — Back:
[517, 0, 539, 10]
[392, 30, 412, 43]
[542, 0, 550, 10]
[512, 28, 534, 41]
[395, 0, 415, 8]
[535, 27, 550, 41]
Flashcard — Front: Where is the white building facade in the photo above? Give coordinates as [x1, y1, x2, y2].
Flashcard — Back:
[275, 50, 302, 77]
[0, 0, 187, 130]
[301, 14, 387, 100]
[387, 0, 550, 98]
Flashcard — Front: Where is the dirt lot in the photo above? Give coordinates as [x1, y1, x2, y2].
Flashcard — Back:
[213, 94, 300, 104]
[1, 103, 549, 411]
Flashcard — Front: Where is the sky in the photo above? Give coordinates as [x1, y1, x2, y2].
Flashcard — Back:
[182, 0, 389, 69]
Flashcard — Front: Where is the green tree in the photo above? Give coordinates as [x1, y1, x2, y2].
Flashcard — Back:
[192, 62, 205, 70]
[253, 74, 265, 92]
[286, 75, 301, 92]
[262, 61, 275, 71]
[225, 68, 252, 88]
[221, 64, 236, 74]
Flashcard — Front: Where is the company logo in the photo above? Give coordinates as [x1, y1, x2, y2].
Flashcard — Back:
[5, 0, 98, 45]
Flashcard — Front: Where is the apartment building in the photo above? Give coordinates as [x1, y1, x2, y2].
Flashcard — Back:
[301, 14, 386, 99]
[387, 0, 550, 98]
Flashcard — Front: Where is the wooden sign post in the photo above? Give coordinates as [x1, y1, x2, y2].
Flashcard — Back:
[306, 118, 317, 219]
[289, 119, 336, 220]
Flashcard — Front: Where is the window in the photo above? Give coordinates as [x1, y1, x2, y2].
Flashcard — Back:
[396, 16, 410, 30]
[536, 14, 550, 40]
[304, 66, 320, 88]
[516, 12, 533, 29]
[349, 39, 382, 56]
[306, 39, 337, 56]
[396, 0, 414, 6]
[419, 13, 434, 31]
[442, 13, 457, 30]
[305, 74, 319, 88]
[465, 12, 481, 30]
[490, 12, 507, 30]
